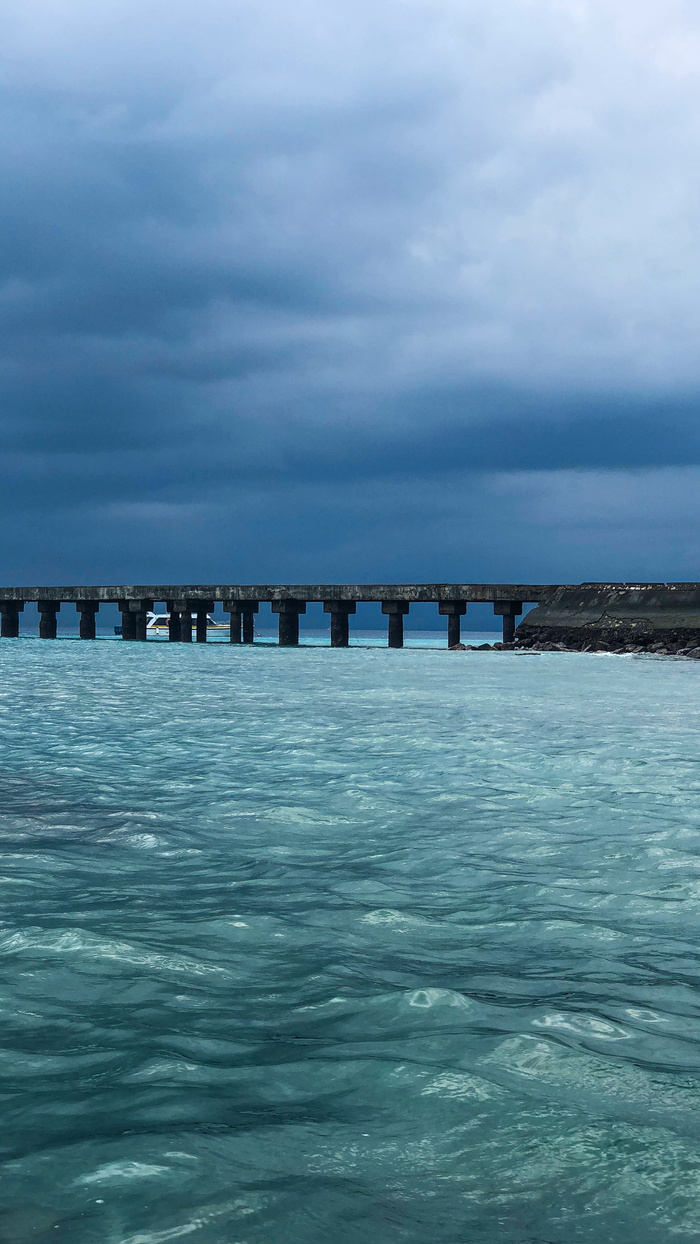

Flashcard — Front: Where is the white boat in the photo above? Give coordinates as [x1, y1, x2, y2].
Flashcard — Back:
[114, 612, 228, 635]
[146, 612, 227, 631]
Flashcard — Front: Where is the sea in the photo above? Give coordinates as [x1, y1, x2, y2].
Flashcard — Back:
[1, 631, 700, 1243]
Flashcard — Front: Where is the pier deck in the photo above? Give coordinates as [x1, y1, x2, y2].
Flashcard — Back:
[1, 583, 698, 647]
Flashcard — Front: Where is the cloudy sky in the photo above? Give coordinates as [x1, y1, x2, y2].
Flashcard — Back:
[3, 0, 700, 587]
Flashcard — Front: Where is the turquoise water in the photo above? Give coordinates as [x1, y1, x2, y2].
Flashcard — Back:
[2, 639, 700, 1242]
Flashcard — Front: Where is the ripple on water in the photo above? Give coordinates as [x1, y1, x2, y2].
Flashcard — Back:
[0, 641, 699, 1241]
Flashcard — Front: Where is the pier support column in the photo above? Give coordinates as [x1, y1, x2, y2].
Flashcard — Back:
[170, 600, 196, 642]
[172, 599, 214, 643]
[272, 599, 306, 646]
[242, 603, 259, 644]
[493, 601, 523, 644]
[224, 600, 255, 643]
[77, 601, 99, 639]
[438, 601, 467, 648]
[118, 600, 153, 641]
[382, 600, 410, 648]
[119, 606, 136, 641]
[134, 609, 148, 642]
[196, 609, 208, 643]
[0, 602, 23, 638]
[227, 610, 242, 643]
[166, 603, 181, 641]
[38, 600, 60, 639]
[180, 610, 192, 642]
[323, 600, 356, 647]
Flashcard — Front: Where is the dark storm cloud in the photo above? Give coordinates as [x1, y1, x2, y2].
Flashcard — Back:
[2, 0, 700, 582]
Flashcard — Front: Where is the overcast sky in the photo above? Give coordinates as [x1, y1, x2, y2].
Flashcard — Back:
[3, 0, 700, 586]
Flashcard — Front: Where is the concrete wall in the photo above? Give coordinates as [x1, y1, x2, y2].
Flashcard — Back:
[517, 585, 700, 650]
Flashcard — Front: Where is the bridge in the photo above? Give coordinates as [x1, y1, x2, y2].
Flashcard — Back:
[0, 582, 698, 647]
[0, 583, 558, 645]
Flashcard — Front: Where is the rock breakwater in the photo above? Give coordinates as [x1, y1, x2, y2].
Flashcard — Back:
[516, 584, 700, 656]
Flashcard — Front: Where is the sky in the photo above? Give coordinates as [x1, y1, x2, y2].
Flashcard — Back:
[3, 0, 700, 587]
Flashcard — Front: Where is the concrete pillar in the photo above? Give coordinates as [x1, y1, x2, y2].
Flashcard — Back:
[0, 603, 23, 638]
[38, 600, 60, 639]
[171, 598, 210, 643]
[119, 600, 153, 640]
[228, 610, 242, 643]
[171, 600, 214, 644]
[134, 609, 148, 641]
[224, 600, 255, 643]
[166, 605, 181, 641]
[76, 601, 99, 639]
[382, 600, 410, 648]
[438, 601, 467, 648]
[180, 610, 193, 642]
[119, 607, 136, 641]
[272, 599, 307, 646]
[493, 600, 523, 644]
[323, 600, 356, 647]
[242, 604, 258, 644]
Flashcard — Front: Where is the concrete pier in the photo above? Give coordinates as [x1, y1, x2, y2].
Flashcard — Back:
[225, 604, 242, 643]
[134, 608, 148, 642]
[118, 603, 136, 641]
[439, 600, 467, 648]
[77, 601, 99, 639]
[242, 603, 258, 644]
[2, 583, 695, 652]
[272, 599, 306, 646]
[493, 601, 523, 644]
[38, 601, 60, 639]
[0, 602, 23, 638]
[118, 599, 152, 641]
[167, 606, 180, 642]
[324, 600, 356, 647]
[195, 603, 214, 643]
[382, 600, 410, 648]
[179, 609, 192, 642]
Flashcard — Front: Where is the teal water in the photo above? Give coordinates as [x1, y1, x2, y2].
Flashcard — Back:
[1, 639, 700, 1242]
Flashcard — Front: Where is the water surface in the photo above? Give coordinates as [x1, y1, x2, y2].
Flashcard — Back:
[1, 639, 700, 1242]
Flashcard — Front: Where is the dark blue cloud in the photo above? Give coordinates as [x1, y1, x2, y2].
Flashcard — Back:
[1, 0, 700, 586]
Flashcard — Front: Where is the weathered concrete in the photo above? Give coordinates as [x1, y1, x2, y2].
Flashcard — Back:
[382, 600, 410, 649]
[193, 601, 214, 644]
[0, 583, 557, 604]
[119, 607, 136, 642]
[272, 599, 306, 646]
[76, 601, 99, 639]
[179, 610, 193, 642]
[439, 600, 467, 648]
[494, 600, 523, 644]
[0, 603, 22, 638]
[224, 599, 253, 643]
[38, 600, 60, 639]
[242, 603, 258, 645]
[225, 607, 242, 643]
[2, 582, 700, 651]
[166, 605, 181, 642]
[517, 585, 700, 650]
[323, 600, 356, 647]
[118, 599, 152, 642]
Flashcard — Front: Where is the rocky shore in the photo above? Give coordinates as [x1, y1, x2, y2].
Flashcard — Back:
[449, 636, 700, 656]
[514, 634, 700, 656]
[510, 585, 700, 657]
